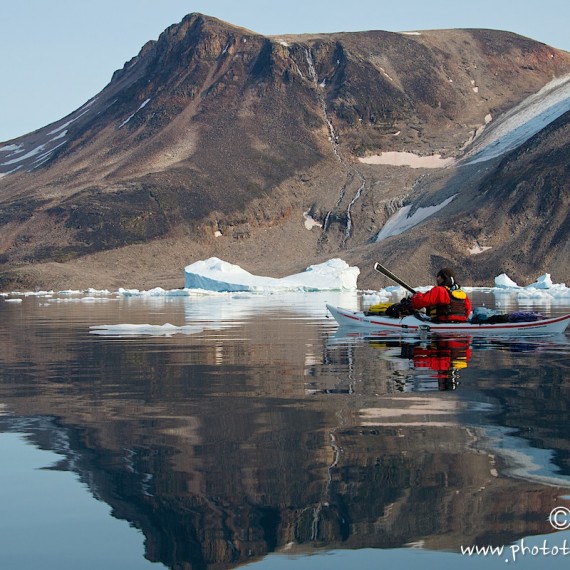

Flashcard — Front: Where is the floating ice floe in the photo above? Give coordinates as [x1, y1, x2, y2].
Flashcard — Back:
[90, 323, 217, 337]
[119, 286, 189, 297]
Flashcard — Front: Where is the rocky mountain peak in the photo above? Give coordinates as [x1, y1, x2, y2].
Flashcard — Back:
[1, 15, 570, 290]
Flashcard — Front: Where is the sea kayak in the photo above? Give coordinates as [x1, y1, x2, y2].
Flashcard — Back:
[326, 304, 570, 335]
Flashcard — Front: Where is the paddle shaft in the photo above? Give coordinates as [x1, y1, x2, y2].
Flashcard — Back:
[373, 262, 416, 294]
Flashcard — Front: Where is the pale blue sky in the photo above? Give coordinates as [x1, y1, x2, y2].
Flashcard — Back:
[1, 0, 568, 142]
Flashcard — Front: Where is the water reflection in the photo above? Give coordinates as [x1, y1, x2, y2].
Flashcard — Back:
[328, 330, 472, 391]
[1, 293, 570, 569]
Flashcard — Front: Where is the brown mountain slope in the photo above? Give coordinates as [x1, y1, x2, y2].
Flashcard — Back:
[1, 13, 570, 290]
[465, 109, 570, 281]
[354, 107, 570, 290]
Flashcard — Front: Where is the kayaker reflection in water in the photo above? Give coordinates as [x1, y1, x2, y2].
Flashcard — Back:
[369, 336, 472, 390]
[408, 267, 472, 322]
[401, 337, 472, 390]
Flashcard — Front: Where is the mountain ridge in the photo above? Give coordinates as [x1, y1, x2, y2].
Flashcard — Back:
[1, 13, 570, 290]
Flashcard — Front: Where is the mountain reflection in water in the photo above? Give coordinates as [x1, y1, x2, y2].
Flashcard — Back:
[1, 291, 570, 569]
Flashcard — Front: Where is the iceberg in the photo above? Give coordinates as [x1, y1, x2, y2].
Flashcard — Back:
[526, 274, 554, 289]
[183, 257, 359, 292]
[495, 273, 519, 288]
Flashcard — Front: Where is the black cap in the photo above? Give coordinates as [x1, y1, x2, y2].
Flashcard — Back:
[437, 268, 456, 287]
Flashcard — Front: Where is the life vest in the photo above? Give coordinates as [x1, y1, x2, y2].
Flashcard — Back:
[429, 287, 469, 322]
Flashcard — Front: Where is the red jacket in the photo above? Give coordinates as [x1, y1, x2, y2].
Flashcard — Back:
[411, 286, 472, 322]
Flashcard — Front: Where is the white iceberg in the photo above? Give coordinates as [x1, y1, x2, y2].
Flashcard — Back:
[526, 274, 555, 290]
[183, 257, 359, 292]
[495, 273, 519, 288]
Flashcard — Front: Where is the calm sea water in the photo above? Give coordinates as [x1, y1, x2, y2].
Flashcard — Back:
[1, 290, 570, 569]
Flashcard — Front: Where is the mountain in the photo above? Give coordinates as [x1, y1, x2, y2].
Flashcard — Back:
[1, 13, 570, 291]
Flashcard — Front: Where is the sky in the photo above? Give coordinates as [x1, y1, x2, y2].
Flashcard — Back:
[1, 0, 569, 142]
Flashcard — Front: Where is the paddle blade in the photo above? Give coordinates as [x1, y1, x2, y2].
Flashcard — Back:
[374, 263, 416, 294]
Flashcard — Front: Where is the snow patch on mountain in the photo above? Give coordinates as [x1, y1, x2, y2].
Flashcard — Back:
[375, 196, 456, 242]
[462, 73, 570, 165]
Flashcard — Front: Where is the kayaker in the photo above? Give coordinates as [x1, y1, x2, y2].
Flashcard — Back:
[410, 268, 472, 322]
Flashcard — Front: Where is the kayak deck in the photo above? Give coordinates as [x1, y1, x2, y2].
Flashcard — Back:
[326, 304, 570, 335]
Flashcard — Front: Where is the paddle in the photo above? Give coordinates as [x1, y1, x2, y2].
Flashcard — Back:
[373, 262, 416, 294]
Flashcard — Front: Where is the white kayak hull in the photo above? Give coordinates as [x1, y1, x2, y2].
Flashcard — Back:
[326, 304, 570, 335]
